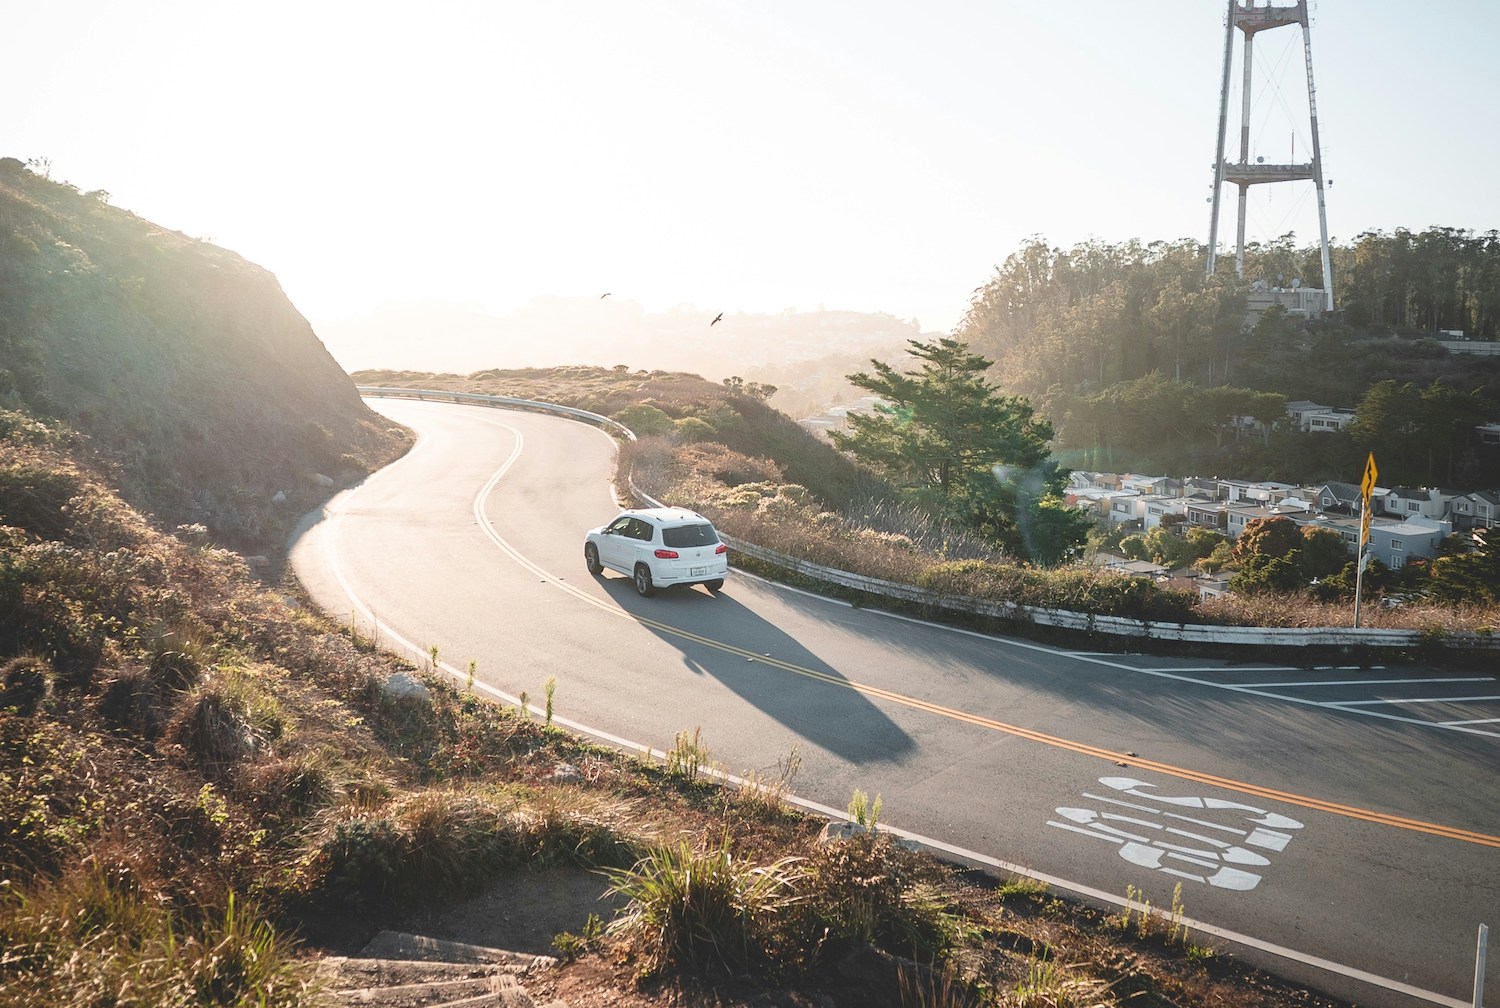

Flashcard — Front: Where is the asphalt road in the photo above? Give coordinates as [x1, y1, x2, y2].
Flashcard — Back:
[288, 398, 1499, 1008]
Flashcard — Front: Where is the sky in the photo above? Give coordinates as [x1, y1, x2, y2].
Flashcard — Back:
[7, 1, 1498, 369]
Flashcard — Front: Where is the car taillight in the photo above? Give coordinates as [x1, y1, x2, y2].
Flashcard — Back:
[715, 544, 728, 555]
[654, 548, 679, 559]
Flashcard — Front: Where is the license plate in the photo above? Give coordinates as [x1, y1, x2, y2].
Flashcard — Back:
[691, 566, 709, 576]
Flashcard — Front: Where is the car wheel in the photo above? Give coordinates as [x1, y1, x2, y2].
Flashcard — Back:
[704, 579, 724, 592]
[633, 564, 655, 597]
[584, 542, 602, 575]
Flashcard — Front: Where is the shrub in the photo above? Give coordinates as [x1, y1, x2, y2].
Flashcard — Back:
[0, 654, 53, 714]
[673, 442, 783, 487]
[164, 688, 256, 774]
[0, 873, 315, 1008]
[673, 416, 717, 443]
[306, 809, 407, 905]
[96, 666, 169, 738]
[613, 403, 675, 436]
[241, 753, 337, 824]
[603, 837, 807, 977]
[797, 833, 966, 964]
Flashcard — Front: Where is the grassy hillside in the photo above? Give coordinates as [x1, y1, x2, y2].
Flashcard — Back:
[0, 157, 408, 550]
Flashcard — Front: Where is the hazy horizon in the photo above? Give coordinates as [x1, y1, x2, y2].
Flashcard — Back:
[318, 296, 930, 381]
[10, 2, 1498, 375]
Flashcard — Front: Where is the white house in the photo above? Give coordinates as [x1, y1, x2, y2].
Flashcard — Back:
[1451, 490, 1500, 530]
[1304, 408, 1356, 433]
[1106, 492, 1145, 528]
[1140, 495, 1188, 531]
[1367, 516, 1451, 570]
[1380, 487, 1454, 522]
[1285, 400, 1330, 431]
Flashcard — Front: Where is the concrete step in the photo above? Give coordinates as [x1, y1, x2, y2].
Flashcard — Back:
[324, 971, 526, 1006]
[314, 932, 567, 1008]
[358, 931, 557, 973]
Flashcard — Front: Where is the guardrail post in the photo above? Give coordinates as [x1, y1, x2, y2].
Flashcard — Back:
[1475, 922, 1488, 1008]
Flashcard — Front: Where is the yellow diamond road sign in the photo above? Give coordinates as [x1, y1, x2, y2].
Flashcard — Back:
[1361, 453, 1378, 502]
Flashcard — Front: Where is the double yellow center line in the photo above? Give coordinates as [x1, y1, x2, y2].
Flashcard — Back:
[470, 451, 1500, 852]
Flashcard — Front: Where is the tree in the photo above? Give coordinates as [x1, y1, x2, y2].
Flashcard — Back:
[1185, 526, 1228, 558]
[1231, 516, 1303, 562]
[1426, 529, 1499, 603]
[1229, 553, 1305, 595]
[831, 338, 1083, 563]
[833, 338, 1053, 496]
[1299, 525, 1350, 580]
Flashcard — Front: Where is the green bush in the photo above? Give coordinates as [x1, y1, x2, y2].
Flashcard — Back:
[918, 560, 1202, 623]
[613, 403, 675, 436]
[797, 834, 967, 964]
[603, 838, 806, 977]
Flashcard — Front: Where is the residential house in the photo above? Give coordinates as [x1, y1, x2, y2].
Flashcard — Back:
[1194, 571, 1234, 599]
[1140, 495, 1188, 531]
[1312, 481, 1371, 515]
[1120, 474, 1178, 496]
[1218, 479, 1302, 505]
[1366, 517, 1451, 570]
[1091, 555, 1169, 579]
[1221, 501, 1308, 540]
[1451, 490, 1500, 530]
[1105, 492, 1145, 528]
[1304, 408, 1356, 433]
[1285, 401, 1330, 431]
[1184, 497, 1228, 531]
[1477, 423, 1500, 447]
[1067, 487, 1134, 525]
[1380, 487, 1454, 522]
[1184, 476, 1223, 499]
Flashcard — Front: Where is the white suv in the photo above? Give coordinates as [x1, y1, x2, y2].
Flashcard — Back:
[584, 507, 729, 596]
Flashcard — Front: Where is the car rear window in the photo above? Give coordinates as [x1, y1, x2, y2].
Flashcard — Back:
[662, 523, 719, 548]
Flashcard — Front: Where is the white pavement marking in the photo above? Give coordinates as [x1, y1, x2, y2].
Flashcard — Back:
[1242, 676, 1494, 688]
[1331, 695, 1500, 707]
[1128, 665, 1387, 674]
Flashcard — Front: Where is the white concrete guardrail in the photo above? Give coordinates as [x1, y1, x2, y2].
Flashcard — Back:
[359, 386, 1500, 654]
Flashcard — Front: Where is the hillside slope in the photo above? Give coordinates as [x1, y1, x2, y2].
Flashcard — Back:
[0, 157, 407, 549]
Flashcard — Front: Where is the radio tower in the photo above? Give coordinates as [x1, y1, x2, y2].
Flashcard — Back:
[1205, 0, 1334, 313]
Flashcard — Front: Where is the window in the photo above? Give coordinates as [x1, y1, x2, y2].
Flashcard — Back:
[1390, 539, 1404, 551]
[1407, 501, 1419, 512]
[1457, 501, 1471, 513]
[1390, 555, 1406, 570]
[662, 523, 719, 548]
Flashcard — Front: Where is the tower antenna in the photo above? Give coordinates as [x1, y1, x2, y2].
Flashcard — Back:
[1205, 1, 1334, 314]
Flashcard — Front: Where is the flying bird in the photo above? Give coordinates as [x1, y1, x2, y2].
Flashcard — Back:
[600, 293, 611, 298]
[710, 312, 724, 326]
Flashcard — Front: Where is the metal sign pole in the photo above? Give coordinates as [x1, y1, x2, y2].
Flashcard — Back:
[1353, 519, 1365, 627]
[1354, 453, 1377, 629]
[1476, 922, 1488, 1008]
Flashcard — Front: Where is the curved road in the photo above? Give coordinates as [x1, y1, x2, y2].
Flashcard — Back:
[289, 398, 1498, 1008]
